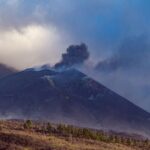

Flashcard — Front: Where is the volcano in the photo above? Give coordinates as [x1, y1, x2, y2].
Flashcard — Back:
[0, 67, 149, 136]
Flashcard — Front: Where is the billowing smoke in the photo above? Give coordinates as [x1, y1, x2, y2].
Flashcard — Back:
[92, 35, 150, 112]
[95, 35, 150, 72]
[55, 43, 89, 69]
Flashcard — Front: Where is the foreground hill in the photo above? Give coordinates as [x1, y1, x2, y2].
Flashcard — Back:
[0, 120, 149, 150]
[0, 64, 17, 78]
[0, 67, 150, 136]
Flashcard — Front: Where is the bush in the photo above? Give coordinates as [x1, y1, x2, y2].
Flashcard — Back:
[24, 120, 32, 129]
[66, 125, 74, 134]
[126, 138, 132, 146]
[46, 123, 53, 133]
[57, 124, 67, 135]
[81, 128, 95, 139]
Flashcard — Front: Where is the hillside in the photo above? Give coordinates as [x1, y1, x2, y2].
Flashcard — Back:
[0, 64, 17, 78]
[0, 120, 149, 150]
[0, 67, 149, 136]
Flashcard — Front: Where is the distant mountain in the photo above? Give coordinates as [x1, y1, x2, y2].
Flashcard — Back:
[0, 67, 149, 136]
[0, 64, 17, 78]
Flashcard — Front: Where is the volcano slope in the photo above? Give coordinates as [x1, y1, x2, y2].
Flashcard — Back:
[0, 68, 149, 136]
[0, 64, 17, 79]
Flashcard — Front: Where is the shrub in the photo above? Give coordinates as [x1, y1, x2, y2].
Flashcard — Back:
[126, 138, 132, 146]
[66, 125, 74, 134]
[144, 139, 149, 146]
[47, 123, 53, 133]
[23, 120, 32, 129]
[57, 124, 67, 135]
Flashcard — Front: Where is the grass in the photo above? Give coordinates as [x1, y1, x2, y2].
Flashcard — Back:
[0, 120, 149, 150]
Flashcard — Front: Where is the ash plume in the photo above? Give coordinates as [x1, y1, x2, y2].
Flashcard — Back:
[95, 35, 150, 72]
[93, 35, 150, 112]
[55, 43, 89, 69]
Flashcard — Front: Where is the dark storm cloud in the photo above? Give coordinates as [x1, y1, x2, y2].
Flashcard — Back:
[0, 0, 150, 47]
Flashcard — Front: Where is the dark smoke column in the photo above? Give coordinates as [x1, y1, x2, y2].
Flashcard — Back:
[55, 43, 89, 69]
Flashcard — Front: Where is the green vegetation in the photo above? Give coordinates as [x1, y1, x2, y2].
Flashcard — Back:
[23, 120, 32, 129]
[0, 120, 149, 150]
[46, 122, 53, 133]
[41, 123, 150, 149]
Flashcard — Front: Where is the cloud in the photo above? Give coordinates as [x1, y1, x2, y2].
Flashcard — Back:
[0, 24, 72, 69]
[0, 0, 150, 54]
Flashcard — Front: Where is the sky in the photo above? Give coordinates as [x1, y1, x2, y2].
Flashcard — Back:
[0, 0, 150, 111]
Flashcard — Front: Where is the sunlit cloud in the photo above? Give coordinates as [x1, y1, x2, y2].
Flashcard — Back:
[0, 24, 72, 69]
